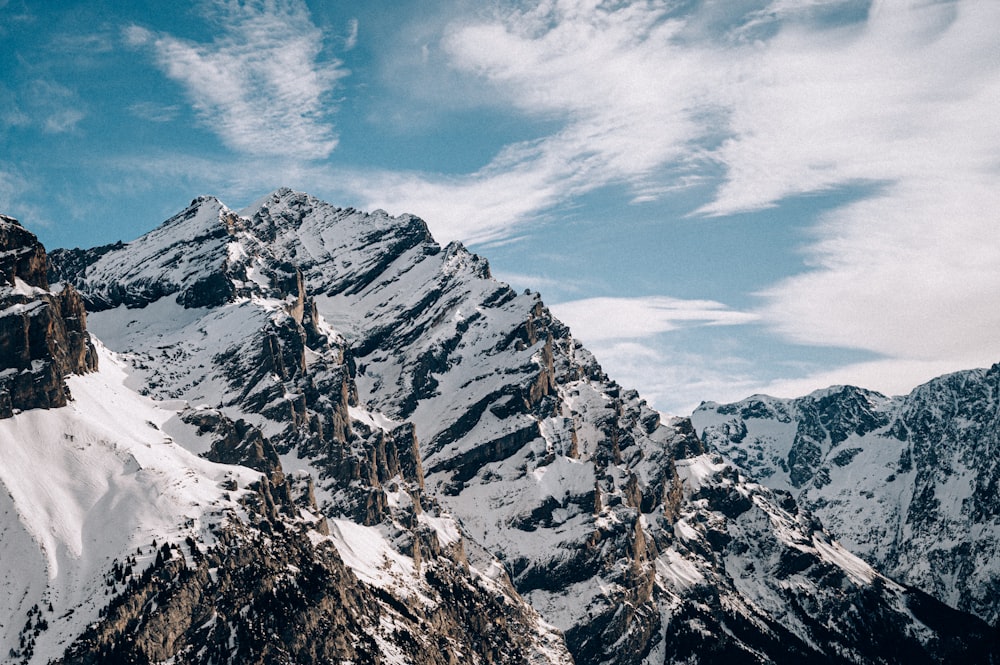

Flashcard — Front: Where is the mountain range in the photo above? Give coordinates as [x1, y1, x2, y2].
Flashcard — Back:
[1, 189, 996, 664]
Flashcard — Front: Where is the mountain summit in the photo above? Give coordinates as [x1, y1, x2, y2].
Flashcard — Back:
[1, 190, 995, 664]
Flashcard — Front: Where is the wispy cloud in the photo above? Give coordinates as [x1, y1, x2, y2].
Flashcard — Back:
[372, 1, 715, 240]
[700, 0, 1000, 215]
[545, 295, 762, 413]
[0, 164, 48, 228]
[568, 339, 764, 416]
[48, 30, 115, 57]
[752, 357, 981, 403]
[0, 166, 27, 211]
[42, 108, 85, 134]
[417, 0, 996, 230]
[344, 18, 359, 51]
[550, 296, 758, 342]
[0, 0, 33, 37]
[757, 176, 1000, 369]
[0, 83, 29, 130]
[710, 1, 1000, 387]
[356, 0, 1000, 403]
[1, 79, 88, 134]
[128, 101, 181, 123]
[338, 161, 569, 245]
[125, 0, 346, 159]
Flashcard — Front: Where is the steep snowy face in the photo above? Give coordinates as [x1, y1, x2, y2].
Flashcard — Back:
[0, 344, 265, 664]
[50, 195, 315, 313]
[227, 190, 998, 663]
[694, 373, 1000, 624]
[45, 189, 999, 664]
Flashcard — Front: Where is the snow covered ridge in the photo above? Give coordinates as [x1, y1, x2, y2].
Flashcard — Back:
[1, 189, 996, 663]
[693, 375, 1000, 625]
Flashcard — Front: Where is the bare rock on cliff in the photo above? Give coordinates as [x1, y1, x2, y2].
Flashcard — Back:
[0, 215, 97, 417]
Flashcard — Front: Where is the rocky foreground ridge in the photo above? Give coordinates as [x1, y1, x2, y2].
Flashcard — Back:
[0, 191, 996, 664]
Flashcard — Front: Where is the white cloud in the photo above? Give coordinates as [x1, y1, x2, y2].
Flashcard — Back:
[754, 357, 981, 402]
[344, 18, 359, 51]
[546, 295, 763, 413]
[128, 101, 181, 123]
[419, 0, 996, 231]
[126, 0, 346, 159]
[550, 296, 758, 342]
[710, 1, 1000, 384]
[573, 339, 764, 416]
[758, 176, 1000, 368]
[700, 0, 1000, 215]
[15, 79, 87, 134]
[337, 162, 567, 245]
[330, 1, 719, 244]
[43, 108, 85, 134]
[0, 165, 48, 229]
[360, 0, 1000, 402]
[0, 166, 26, 210]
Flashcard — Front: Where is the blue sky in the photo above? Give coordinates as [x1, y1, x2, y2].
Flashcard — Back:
[3, 0, 999, 414]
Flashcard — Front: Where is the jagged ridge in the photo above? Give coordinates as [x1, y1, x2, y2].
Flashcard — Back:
[3, 189, 993, 664]
[0, 215, 97, 418]
[694, 375, 1000, 626]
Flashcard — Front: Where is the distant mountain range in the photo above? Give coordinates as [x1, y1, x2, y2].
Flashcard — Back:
[0, 190, 996, 664]
[693, 373, 1000, 627]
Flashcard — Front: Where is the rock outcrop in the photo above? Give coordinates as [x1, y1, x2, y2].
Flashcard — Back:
[0, 215, 96, 417]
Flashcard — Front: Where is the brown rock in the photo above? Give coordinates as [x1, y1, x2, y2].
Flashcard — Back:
[0, 215, 97, 418]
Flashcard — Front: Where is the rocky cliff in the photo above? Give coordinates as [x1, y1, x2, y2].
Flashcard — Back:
[0, 215, 96, 418]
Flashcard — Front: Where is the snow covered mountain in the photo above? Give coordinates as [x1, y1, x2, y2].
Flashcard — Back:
[693, 377, 1000, 627]
[5, 208, 570, 665]
[2, 190, 996, 663]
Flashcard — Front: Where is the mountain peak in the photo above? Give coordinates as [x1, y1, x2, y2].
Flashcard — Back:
[694, 369, 1000, 624]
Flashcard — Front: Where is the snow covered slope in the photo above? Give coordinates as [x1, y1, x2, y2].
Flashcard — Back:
[34, 189, 999, 663]
[693, 376, 1000, 625]
[0, 344, 263, 663]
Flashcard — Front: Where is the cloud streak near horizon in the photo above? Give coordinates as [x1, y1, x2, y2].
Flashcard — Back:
[550, 297, 759, 341]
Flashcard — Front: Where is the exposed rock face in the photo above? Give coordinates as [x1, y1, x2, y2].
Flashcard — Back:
[0, 216, 49, 287]
[38, 190, 999, 664]
[57, 480, 562, 665]
[694, 376, 1000, 626]
[0, 215, 96, 417]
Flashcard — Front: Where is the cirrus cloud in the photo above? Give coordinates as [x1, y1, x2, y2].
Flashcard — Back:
[549, 296, 759, 342]
[363, 0, 1000, 406]
[124, 0, 346, 159]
